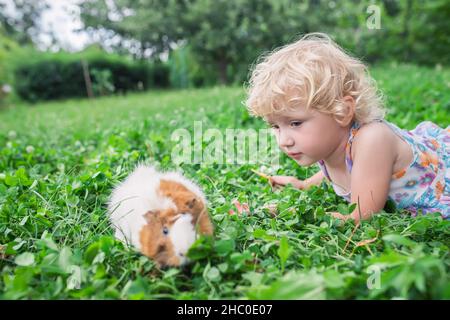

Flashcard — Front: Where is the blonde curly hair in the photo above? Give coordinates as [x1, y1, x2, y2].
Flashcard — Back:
[245, 33, 385, 124]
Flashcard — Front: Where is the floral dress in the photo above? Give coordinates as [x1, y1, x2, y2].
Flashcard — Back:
[318, 120, 449, 219]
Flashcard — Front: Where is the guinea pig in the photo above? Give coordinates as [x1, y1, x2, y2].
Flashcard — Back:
[108, 164, 214, 267]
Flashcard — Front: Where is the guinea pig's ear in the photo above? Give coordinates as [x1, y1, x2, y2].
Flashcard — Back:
[143, 210, 159, 222]
[186, 197, 197, 209]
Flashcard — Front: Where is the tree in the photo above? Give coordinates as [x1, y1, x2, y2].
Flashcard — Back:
[0, 0, 49, 45]
[80, 0, 450, 84]
[80, 0, 342, 84]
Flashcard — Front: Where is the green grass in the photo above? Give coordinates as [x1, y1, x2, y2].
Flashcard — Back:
[0, 64, 449, 299]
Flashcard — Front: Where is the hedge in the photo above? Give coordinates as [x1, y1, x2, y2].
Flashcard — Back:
[14, 56, 170, 102]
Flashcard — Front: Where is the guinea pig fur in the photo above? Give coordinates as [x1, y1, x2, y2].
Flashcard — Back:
[108, 164, 214, 267]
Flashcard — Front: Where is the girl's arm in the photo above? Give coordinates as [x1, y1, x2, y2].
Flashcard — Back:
[330, 124, 396, 223]
[269, 170, 325, 190]
[304, 170, 326, 189]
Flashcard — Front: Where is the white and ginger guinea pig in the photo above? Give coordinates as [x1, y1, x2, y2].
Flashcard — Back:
[108, 164, 214, 267]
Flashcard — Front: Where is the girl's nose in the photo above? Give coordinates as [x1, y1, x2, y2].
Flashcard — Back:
[278, 129, 295, 148]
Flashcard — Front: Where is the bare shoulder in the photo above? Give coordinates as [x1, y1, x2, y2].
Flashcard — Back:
[351, 121, 397, 159]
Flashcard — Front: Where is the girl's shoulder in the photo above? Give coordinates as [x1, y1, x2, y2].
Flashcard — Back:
[351, 121, 397, 154]
[351, 120, 415, 175]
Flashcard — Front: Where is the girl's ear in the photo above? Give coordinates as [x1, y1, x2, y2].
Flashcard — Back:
[333, 95, 355, 127]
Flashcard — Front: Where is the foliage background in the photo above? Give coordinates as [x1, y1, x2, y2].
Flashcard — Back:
[1, 0, 449, 103]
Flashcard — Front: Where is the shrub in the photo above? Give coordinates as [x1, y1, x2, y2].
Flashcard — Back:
[168, 45, 217, 88]
[12, 49, 170, 102]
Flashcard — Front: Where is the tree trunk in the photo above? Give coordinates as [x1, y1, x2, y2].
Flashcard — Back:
[217, 59, 228, 85]
[81, 60, 94, 99]
[403, 0, 413, 61]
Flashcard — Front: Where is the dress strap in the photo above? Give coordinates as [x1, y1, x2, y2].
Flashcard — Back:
[345, 120, 388, 172]
[319, 120, 388, 183]
[317, 121, 361, 181]
[318, 159, 331, 180]
[344, 121, 362, 173]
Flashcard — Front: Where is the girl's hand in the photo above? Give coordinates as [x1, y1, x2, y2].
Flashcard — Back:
[329, 211, 372, 224]
[269, 176, 306, 190]
[329, 211, 353, 222]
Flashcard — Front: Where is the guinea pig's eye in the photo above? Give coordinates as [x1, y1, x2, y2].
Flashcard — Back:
[162, 226, 169, 235]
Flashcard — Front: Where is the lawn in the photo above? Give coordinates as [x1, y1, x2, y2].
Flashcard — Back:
[0, 63, 449, 299]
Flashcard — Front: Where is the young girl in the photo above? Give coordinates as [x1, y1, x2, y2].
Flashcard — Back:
[245, 33, 449, 222]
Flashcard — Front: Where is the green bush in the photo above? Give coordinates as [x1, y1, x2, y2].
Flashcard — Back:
[15, 60, 84, 101]
[90, 68, 115, 96]
[12, 47, 172, 102]
[14, 57, 153, 102]
[0, 32, 22, 106]
[168, 45, 217, 88]
[148, 61, 171, 88]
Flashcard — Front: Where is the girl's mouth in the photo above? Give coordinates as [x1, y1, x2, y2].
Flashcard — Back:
[287, 152, 302, 158]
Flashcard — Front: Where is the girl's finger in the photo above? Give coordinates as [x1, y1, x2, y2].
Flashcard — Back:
[268, 177, 275, 186]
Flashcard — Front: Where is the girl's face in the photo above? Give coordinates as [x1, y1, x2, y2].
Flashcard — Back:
[266, 107, 348, 166]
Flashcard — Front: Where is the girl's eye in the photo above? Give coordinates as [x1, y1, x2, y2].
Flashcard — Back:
[162, 226, 169, 235]
[269, 124, 279, 129]
[290, 121, 303, 127]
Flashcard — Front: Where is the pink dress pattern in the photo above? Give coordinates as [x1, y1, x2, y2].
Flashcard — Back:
[318, 120, 449, 219]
